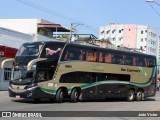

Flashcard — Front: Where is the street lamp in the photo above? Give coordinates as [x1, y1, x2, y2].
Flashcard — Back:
[146, 0, 154, 2]
[146, 0, 160, 6]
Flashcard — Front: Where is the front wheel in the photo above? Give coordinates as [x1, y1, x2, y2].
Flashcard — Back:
[56, 89, 64, 103]
[127, 89, 135, 102]
[71, 89, 79, 103]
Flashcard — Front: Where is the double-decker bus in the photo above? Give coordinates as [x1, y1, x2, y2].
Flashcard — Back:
[5, 41, 156, 102]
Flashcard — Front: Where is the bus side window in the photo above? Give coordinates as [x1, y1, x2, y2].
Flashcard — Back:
[105, 53, 112, 63]
[125, 56, 133, 65]
[79, 50, 83, 60]
[93, 51, 97, 62]
[86, 50, 96, 62]
[133, 57, 136, 66]
[148, 58, 155, 67]
[86, 51, 93, 61]
[144, 58, 147, 67]
[99, 52, 103, 62]
[136, 57, 146, 67]
[122, 55, 126, 64]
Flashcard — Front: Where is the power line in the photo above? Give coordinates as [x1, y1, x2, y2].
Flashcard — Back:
[16, 0, 79, 23]
[15, 0, 98, 34]
[147, 2, 160, 17]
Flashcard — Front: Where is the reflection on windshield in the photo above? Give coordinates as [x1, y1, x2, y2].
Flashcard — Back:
[12, 66, 34, 81]
[16, 43, 43, 56]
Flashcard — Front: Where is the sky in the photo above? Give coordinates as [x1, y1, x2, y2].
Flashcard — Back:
[1, 0, 160, 37]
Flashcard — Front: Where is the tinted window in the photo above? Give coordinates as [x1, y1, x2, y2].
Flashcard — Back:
[112, 53, 123, 64]
[41, 44, 64, 59]
[136, 57, 146, 67]
[61, 46, 82, 61]
[148, 58, 156, 67]
[16, 43, 43, 56]
[125, 55, 133, 65]
[60, 72, 92, 83]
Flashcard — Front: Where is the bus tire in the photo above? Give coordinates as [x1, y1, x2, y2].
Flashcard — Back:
[127, 89, 135, 102]
[136, 90, 143, 101]
[56, 89, 64, 103]
[71, 89, 79, 103]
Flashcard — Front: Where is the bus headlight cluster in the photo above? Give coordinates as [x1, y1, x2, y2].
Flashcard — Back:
[31, 63, 37, 71]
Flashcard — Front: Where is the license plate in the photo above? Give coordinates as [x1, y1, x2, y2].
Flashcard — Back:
[16, 95, 20, 98]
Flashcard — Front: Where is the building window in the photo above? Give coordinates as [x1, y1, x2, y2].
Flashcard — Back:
[112, 30, 115, 34]
[141, 38, 143, 42]
[101, 31, 104, 35]
[119, 30, 121, 33]
[4, 68, 12, 81]
[145, 38, 147, 41]
[145, 30, 147, 33]
[141, 30, 143, 34]
[106, 30, 110, 34]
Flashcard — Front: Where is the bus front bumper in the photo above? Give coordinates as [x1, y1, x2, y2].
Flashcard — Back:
[8, 86, 55, 99]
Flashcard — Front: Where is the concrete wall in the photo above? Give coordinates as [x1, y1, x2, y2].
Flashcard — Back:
[123, 24, 137, 48]
[0, 19, 38, 34]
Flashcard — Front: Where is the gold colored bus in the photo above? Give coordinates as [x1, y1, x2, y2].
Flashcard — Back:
[5, 41, 156, 102]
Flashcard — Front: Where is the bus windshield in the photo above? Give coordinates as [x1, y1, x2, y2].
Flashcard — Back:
[16, 42, 44, 56]
[11, 65, 36, 84]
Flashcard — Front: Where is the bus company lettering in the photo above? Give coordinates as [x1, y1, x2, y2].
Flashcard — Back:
[121, 68, 140, 73]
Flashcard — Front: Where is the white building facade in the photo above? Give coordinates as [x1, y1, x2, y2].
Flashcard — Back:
[99, 24, 157, 56]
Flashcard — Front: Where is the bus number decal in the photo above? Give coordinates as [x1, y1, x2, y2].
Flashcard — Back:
[65, 65, 72, 68]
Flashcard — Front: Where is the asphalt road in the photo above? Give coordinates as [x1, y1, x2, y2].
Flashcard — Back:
[0, 90, 160, 120]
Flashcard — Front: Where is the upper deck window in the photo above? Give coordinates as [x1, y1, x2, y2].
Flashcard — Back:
[16, 43, 44, 56]
[41, 43, 64, 59]
[61, 46, 82, 61]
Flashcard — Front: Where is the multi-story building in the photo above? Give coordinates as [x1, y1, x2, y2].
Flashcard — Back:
[99, 23, 157, 56]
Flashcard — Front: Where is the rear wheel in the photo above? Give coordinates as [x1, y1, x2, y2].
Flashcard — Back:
[136, 90, 143, 101]
[56, 89, 64, 103]
[127, 89, 135, 102]
[71, 89, 79, 103]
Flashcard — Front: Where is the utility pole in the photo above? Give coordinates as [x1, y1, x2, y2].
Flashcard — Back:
[69, 23, 83, 42]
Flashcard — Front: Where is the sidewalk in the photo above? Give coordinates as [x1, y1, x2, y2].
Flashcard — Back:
[0, 91, 8, 93]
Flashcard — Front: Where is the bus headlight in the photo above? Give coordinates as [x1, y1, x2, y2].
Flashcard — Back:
[31, 63, 37, 71]
[24, 83, 37, 90]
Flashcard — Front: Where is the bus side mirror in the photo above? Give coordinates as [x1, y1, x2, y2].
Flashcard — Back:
[0, 58, 14, 68]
